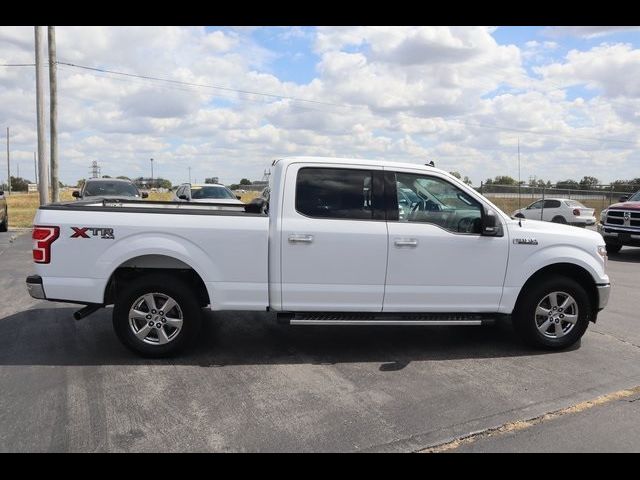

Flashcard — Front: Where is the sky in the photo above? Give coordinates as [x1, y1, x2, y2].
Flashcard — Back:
[1, 25, 639, 187]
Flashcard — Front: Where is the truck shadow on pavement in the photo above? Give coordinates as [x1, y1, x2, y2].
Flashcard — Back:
[0, 306, 573, 369]
[607, 248, 640, 264]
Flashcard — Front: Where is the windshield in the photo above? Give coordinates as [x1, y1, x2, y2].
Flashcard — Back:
[83, 181, 139, 197]
[191, 186, 236, 200]
[628, 191, 640, 202]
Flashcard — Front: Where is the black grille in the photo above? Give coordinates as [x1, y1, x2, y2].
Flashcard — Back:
[606, 209, 640, 229]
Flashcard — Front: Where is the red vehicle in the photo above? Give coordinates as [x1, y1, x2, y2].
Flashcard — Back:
[598, 190, 640, 253]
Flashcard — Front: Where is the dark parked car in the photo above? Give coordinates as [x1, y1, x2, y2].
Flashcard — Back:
[0, 188, 7, 232]
[73, 178, 148, 200]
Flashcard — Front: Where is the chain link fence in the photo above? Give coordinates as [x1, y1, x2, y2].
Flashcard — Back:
[476, 183, 639, 217]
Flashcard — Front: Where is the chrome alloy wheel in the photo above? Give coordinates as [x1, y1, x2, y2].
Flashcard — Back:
[534, 291, 578, 339]
[128, 293, 183, 345]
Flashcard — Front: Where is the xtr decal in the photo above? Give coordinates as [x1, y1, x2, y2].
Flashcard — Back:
[70, 227, 115, 240]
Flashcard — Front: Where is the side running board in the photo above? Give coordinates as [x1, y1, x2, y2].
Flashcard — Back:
[279, 312, 499, 326]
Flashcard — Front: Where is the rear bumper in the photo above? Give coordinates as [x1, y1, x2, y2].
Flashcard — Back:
[597, 283, 610, 311]
[26, 275, 46, 300]
[570, 217, 596, 226]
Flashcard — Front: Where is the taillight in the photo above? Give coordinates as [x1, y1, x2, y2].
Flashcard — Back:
[573, 208, 580, 216]
[32, 226, 59, 264]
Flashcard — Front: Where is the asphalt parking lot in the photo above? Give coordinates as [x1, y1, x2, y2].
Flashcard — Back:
[1, 230, 639, 452]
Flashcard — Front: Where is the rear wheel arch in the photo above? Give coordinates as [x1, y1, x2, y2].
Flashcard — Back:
[104, 254, 211, 308]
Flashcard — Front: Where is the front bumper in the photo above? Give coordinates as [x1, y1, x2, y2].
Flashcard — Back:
[597, 283, 610, 310]
[26, 275, 46, 300]
[598, 223, 640, 246]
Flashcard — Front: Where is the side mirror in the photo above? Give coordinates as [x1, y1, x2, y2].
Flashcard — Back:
[178, 194, 188, 200]
[72, 191, 80, 198]
[236, 195, 242, 200]
[481, 209, 501, 236]
[141, 192, 149, 199]
[619, 195, 629, 203]
[0, 190, 4, 196]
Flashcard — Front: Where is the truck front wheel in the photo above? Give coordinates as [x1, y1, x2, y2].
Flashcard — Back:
[512, 275, 592, 350]
[113, 273, 202, 357]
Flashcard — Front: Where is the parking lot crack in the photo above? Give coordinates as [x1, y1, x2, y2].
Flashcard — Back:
[590, 328, 640, 350]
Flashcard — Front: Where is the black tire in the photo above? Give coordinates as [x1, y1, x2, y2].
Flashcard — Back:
[112, 273, 202, 357]
[605, 243, 622, 254]
[0, 208, 7, 232]
[512, 275, 592, 350]
[551, 216, 567, 224]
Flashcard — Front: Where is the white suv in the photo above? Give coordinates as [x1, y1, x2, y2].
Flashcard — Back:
[513, 198, 596, 227]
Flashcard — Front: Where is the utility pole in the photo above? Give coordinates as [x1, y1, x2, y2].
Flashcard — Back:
[35, 26, 49, 205]
[17, 162, 20, 179]
[5, 127, 10, 195]
[48, 26, 59, 202]
[34, 152, 38, 184]
[150, 158, 154, 188]
[517, 137, 521, 210]
[188, 166, 191, 184]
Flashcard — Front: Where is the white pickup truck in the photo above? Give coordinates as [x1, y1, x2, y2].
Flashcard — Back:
[26, 157, 611, 357]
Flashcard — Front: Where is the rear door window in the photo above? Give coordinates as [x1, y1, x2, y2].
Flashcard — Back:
[295, 167, 376, 220]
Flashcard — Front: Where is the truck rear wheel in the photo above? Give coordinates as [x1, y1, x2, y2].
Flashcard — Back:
[112, 273, 202, 357]
[512, 275, 592, 350]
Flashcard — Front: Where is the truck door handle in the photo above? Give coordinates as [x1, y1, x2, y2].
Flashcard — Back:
[289, 234, 314, 244]
[394, 238, 418, 247]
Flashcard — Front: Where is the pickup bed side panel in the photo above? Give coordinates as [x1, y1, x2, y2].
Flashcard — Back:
[33, 209, 269, 310]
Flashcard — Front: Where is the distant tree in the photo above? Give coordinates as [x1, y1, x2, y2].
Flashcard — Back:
[204, 177, 219, 184]
[463, 176, 472, 185]
[449, 171, 462, 179]
[239, 178, 252, 185]
[556, 179, 580, 190]
[579, 176, 599, 190]
[116, 175, 131, 181]
[102, 175, 111, 178]
[229, 184, 240, 190]
[10, 176, 31, 192]
[493, 175, 517, 186]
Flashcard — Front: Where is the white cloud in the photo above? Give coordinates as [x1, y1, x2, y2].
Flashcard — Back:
[0, 26, 638, 188]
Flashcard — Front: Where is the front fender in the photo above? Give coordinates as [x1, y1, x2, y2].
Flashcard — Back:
[500, 244, 607, 313]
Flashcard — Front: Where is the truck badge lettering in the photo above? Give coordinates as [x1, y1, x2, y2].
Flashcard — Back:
[513, 238, 538, 245]
[624, 212, 631, 226]
[71, 227, 115, 240]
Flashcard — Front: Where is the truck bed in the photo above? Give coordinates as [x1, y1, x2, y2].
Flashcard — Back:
[33, 197, 270, 310]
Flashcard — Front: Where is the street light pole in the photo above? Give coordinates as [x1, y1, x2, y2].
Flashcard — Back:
[150, 158, 154, 188]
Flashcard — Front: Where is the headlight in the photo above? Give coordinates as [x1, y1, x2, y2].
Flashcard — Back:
[600, 209, 608, 223]
[598, 245, 607, 264]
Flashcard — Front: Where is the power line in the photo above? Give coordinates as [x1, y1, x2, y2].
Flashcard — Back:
[56, 60, 356, 110]
[0, 63, 36, 67]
